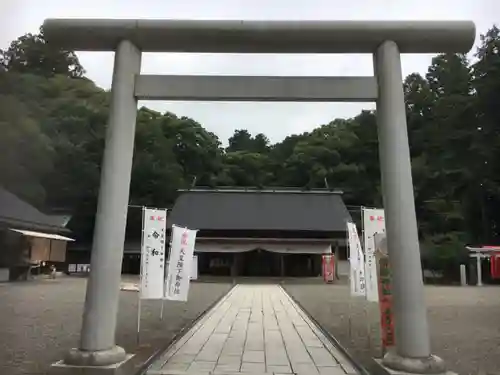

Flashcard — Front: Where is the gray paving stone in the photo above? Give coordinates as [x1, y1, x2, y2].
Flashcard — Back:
[242, 349, 265, 363]
[186, 360, 216, 372]
[285, 341, 314, 363]
[264, 329, 283, 342]
[161, 361, 190, 372]
[240, 361, 266, 373]
[307, 347, 340, 367]
[196, 332, 228, 361]
[318, 365, 347, 374]
[267, 364, 293, 373]
[296, 326, 324, 348]
[293, 362, 320, 374]
[168, 354, 196, 364]
[214, 362, 241, 372]
[220, 347, 244, 357]
[265, 350, 288, 366]
[153, 370, 208, 375]
[217, 355, 242, 365]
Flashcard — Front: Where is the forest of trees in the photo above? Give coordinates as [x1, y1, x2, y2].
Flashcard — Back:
[1, 25, 499, 275]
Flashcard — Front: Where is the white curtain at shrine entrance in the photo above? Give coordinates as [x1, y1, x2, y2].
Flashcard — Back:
[194, 241, 331, 254]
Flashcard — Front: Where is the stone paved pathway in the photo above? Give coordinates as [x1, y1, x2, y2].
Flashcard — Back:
[147, 284, 359, 375]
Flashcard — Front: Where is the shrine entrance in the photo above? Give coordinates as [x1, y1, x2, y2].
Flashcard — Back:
[44, 18, 475, 373]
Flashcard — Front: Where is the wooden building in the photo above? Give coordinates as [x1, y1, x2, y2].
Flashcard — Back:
[0, 187, 74, 281]
[167, 188, 352, 277]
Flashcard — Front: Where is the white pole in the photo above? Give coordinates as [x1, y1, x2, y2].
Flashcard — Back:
[460, 264, 467, 286]
[347, 225, 352, 341]
[476, 255, 483, 286]
[137, 206, 145, 345]
[160, 216, 171, 321]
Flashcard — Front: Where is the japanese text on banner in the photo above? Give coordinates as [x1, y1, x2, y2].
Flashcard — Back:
[140, 208, 167, 299]
[378, 256, 395, 351]
[165, 225, 198, 302]
[347, 222, 366, 298]
[362, 208, 385, 302]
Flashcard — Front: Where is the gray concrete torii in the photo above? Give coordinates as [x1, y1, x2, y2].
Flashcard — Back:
[44, 19, 475, 374]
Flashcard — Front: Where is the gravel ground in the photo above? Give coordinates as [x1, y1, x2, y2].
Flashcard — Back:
[0, 277, 232, 375]
[284, 283, 500, 375]
[3, 278, 499, 375]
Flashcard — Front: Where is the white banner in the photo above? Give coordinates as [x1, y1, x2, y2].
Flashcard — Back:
[191, 255, 198, 280]
[140, 208, 167, 299]
[165, 225, 198, 301]
[362, 208, 386, 302]
[347, 222, 366, 297]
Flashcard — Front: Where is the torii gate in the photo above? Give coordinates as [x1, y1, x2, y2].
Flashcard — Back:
[44, 19, 475, 374]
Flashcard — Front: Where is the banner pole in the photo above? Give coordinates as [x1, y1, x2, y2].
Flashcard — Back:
[160, 299, 164, 320]
[159, 294, 164, 320]
[159, 209, 170, 320]
[347, 223, 353, 342]
[137, 206, 145, 345]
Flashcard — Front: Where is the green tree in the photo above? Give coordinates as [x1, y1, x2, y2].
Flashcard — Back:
[1, 27, 85, 78]
[159, 113, 223, 187]
[130, 107, 185, 207]
[227, 129, 271, 153]
[219, 152, 273, 187]
[471, 25, 500, 242]
[416, 53, 475, 238]
[0, 93, 53, 206]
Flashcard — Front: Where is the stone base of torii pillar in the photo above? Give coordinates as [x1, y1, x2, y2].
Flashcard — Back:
[50, 349, 134, 375]
[372, 355, 456, 375]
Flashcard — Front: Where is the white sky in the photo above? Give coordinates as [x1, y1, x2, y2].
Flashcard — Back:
[1, 0, 497, 144]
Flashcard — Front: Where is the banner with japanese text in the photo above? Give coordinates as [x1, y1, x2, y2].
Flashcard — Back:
[375, 237, 395, 353]
[347, 222, 366, 297]
[165, 225, 198, 302]
[140, 208, 167, 299]
[362, 208, 386, 302]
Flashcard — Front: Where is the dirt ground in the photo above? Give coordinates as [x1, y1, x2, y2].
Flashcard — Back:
[284, 283, 500, 375]
[0, 277, 232, 375]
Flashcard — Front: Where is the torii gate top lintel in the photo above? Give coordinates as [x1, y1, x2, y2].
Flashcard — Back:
[43, 19, 475, 54]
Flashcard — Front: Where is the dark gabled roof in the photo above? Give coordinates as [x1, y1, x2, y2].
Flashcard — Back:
[167, 188, 352, 232]
[46, 214, 73, 228]
[0, 187, 69, 233]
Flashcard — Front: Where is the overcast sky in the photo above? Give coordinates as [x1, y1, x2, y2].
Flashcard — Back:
[1, 0, 497, 144]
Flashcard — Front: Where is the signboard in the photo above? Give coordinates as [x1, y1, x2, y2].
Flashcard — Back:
[377, 253, 395, 352]
[322, 254, 335, 283]
[490, 252, 500, 279]
[75, 264, 90, 273]
[347, 222, 366, 297]
[165, 225, 198, 301]
[362, 208, 386, 302]
[140, 208, 167, 299]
